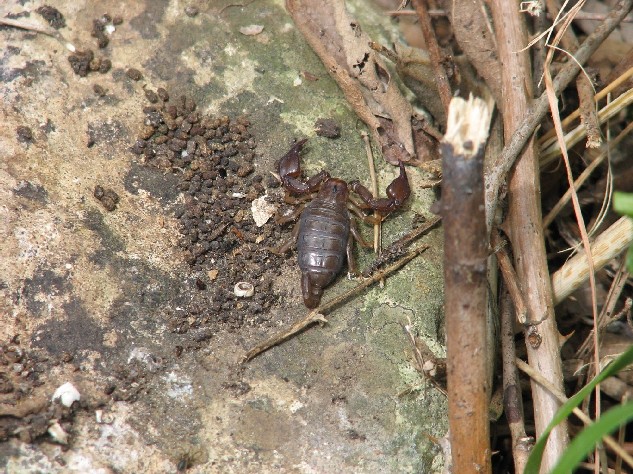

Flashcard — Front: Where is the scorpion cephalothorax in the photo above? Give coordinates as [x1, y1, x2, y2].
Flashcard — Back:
[275, 139, 410, 308]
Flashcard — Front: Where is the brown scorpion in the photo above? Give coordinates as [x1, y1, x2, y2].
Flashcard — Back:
[274, 139, 410, 308]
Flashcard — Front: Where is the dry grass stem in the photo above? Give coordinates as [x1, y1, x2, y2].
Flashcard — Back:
[543, 121, 633, 228]
[552, 217, 633, 305]
[540, 88, 633, 166]
[541, 2, 604, 430]
[545, 0, 600, 148]
[361, 132, 382, 255]
[539, 65, 633, 146]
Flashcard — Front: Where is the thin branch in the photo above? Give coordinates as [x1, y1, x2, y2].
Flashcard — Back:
[576, 73, 602, 148]
[500, 291, 532, 474]
[410, 0, 452, 114]
[492, 231, 528, 324]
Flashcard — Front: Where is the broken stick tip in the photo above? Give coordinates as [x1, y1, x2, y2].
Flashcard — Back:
[443, 94, 494, 157]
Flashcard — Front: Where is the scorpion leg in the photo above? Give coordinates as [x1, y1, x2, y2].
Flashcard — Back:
[279, 138, 330, 195]
[266, 220, 300, 254]
[346, 219, 373, 277]
[348, 202, 382, 225]
[275, 203, 306, 225]
[349, 218, 373, 248]
[349, 161, 410, 215]
[346, 235, 359, 277]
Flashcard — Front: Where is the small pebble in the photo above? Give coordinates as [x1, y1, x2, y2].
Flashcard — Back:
[144, 89, 159, 103]
[157, 88, 169, 102]
[126, 68, 143, 81]
[99, 59, 112, 74]
[314, 118, 341, 139]
[94, 185, 120, 211]
[16, 126, 33, 143]
[234, 282, 254, 298]
[93, 84, 106, 96]
[184, 6, 199, 17]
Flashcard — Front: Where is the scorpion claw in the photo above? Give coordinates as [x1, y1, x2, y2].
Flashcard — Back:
[350, 161, 410, 215]
[279, 139, 330, 195]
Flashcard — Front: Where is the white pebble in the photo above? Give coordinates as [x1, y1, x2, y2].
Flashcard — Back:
[48, 421, 68, 444]
[234, 282, 254, 298]
[52, 382, 80, 407]
[251, 195, 277, 227]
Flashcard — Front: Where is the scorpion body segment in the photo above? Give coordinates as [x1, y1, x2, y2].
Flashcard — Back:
[297, 179, 351, 308]
[277, 139, 410, 308]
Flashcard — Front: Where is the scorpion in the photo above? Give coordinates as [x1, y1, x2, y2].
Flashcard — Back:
[274, 139, 411, 308]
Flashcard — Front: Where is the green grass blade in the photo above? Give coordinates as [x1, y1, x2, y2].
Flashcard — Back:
[524, 344, 633, 473]
[550, 401, 633, 474]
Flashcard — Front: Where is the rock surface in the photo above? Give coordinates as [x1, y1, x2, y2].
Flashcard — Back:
[0, 1, 446, 472]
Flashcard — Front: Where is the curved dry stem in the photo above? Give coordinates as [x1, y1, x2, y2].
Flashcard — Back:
[552, 217, 633, 305]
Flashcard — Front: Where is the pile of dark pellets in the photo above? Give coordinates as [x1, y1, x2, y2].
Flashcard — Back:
[131, 90, 291, 329]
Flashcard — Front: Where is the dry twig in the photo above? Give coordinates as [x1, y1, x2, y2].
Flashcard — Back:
[492, 231, 528, 324]
[500, 292, 532, 473]
[440, 95, 493, 473]
[410, 0, 452, 114]
[243, 244, 429, 362]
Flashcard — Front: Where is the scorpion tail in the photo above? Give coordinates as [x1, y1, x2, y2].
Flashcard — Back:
[301, 272, 323, 309]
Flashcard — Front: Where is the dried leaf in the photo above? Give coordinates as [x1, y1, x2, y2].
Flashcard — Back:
[286, 0, 416, 165]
